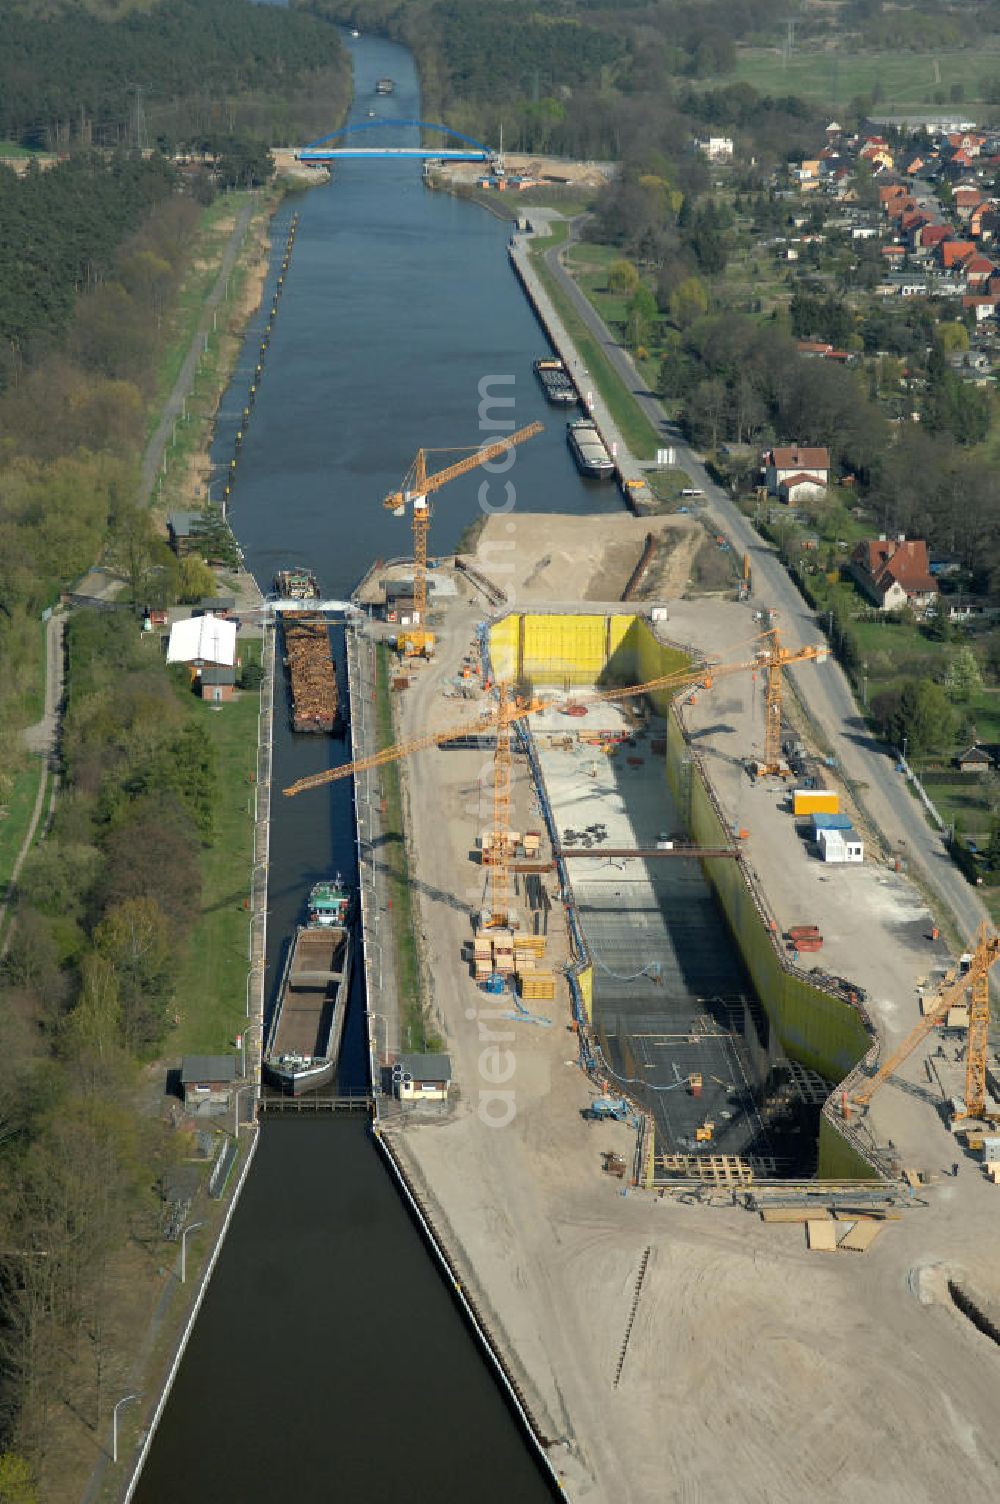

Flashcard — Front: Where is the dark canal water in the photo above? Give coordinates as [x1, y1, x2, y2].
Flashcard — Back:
[132, 25, 602, 1504]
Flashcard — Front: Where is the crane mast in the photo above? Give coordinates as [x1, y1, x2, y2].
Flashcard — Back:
[384, 421, 543, 658]
[850, 923, 1000, 1117]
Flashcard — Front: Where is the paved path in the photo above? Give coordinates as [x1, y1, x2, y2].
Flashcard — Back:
[0, 611, 64, 953]
[137, 196, 256, 509]
[522, 218, 991, 951]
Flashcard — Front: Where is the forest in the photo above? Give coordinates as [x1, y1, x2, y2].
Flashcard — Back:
[0, 0, 350, 149]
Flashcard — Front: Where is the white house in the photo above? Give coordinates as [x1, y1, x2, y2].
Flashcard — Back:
[395, 1052, 453, 1102]
[764, 445, 830, 497]
[696, 136, 734, 162]
[779, 473, 828, 505]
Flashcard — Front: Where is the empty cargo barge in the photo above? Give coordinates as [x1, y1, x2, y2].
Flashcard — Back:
[263, 886, 353, 1095]
[282, 613, 339, 733]
[566, 417, 615, 478]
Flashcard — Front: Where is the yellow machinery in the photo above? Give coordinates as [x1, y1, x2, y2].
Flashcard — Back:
[284, 628, 829, 933]
[384, 421, 542, 657]
[850, 923, 1000, 1120]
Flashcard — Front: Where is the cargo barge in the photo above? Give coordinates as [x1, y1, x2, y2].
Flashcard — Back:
[282, 613, 339, 733]
[533, 358, 577, 406]
[375, 77, 394, 95]
[566, 417, 615, 479]
[263, 880, 354, 1096]
[274, 567, 320, 600]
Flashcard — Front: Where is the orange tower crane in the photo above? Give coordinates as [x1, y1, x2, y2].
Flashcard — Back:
[384, 421, 542, 658]
[284, 631, 830, 931]
[850, 923, 1000, 1119]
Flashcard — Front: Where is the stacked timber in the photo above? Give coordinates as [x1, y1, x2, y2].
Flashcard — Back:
[283, 614, 338, 733]
[520, 972, 556, 1002]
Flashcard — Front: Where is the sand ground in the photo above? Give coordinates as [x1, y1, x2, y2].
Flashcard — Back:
[375, 571, 1000, 1504]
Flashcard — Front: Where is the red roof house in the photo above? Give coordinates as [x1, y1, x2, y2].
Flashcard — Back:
[850, 536, 939, 613]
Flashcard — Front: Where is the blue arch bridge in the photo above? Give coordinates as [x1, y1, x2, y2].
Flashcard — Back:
[296, 119, 494, 164]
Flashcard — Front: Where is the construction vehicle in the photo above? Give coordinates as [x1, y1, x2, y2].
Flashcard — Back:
[384, 421, 542, 657]
[850, 923, 1000, 1123]
[695, 1119, 716, 1143]
[585, 1096, 632, 1121]
[284, 628, 830, 934]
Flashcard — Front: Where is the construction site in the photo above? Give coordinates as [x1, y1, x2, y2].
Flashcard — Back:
[283, 434, 1000, 1500]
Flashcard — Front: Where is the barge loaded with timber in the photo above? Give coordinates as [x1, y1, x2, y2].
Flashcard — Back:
[282, 613, 339, 733]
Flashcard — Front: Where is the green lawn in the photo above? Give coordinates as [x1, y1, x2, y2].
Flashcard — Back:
[167, 687, 258, 1056]
[375, 644, 438, 1053]
[645, 468, 695, 510]
[528, 224, 662, 461]
[728, 44, 1000, 109]
[0, 761, 45, 895]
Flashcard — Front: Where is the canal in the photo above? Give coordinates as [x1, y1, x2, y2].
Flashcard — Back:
[132, 24, 603, 1504]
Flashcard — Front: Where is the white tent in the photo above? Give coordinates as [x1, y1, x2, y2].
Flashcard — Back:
[166, 613, 237, 667]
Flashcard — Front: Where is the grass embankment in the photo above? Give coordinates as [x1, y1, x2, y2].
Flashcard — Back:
[149, 189, 279, 516]
[527, 221, 661, 461]
[374, 643, 440, 1053]
[167, 649, 262, 1056]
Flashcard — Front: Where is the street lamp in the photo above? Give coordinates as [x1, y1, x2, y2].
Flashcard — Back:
[862, 660, 869, 709]
[113, 1393, 139, 1464]
[234, 1082, 257, 1138]
[902, 734, 908, 766]
[248, 907, 269, 962]
[180, 1221, 204, 1286]
[240, 1021, 264, 1079]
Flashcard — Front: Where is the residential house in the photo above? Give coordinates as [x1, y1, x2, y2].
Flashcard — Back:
[954, 186, 986, 221]
[179, 1055, 237, 1109]
[779, 473, 828, 505]
[940, 239, 977, 270]
[860, 138, 894, 172]
[696, 136, 734, 161]
[963, 294, 1000, 322]
[941, 597, 1000, 623]
[963, 255, 995, 289]
[394, 1052, 453, 1103]
[850, 535, 939, 613]
[955, 745, 995, 774]
[764, 446, 830, 496]
[916, 223, 953, 253]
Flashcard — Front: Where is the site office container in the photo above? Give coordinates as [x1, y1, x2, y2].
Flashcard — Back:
[793, 788, 839, 816]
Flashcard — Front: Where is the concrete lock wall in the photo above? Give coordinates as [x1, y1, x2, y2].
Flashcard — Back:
[664, 709, 876, 1180]
[489, 612, 876, 1180]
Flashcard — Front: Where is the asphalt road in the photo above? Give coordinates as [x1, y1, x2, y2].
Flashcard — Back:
[544, 228, 992, 953]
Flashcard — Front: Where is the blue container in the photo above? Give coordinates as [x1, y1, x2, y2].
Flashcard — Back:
[810, 812, 853, 834]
